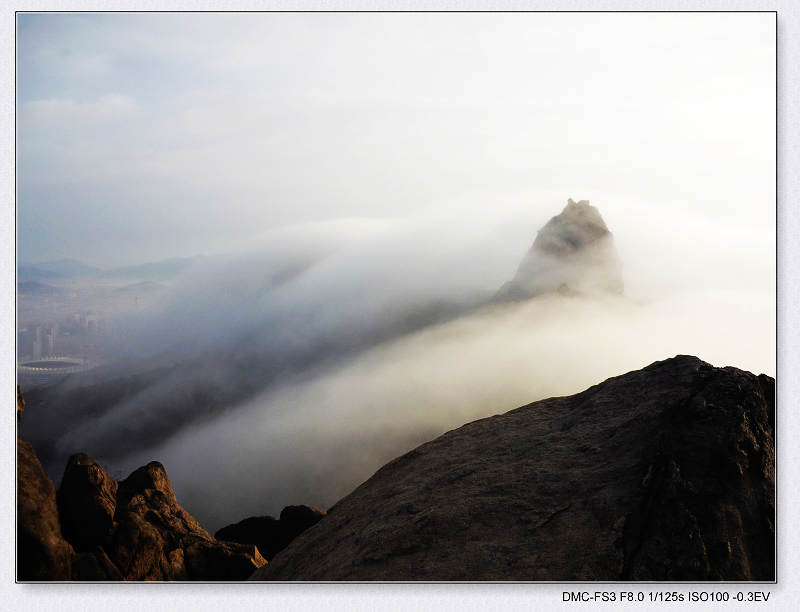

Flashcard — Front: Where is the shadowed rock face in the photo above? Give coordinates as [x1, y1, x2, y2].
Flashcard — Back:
[18, 447, 266, 581]
[251, 355, 774, 581]
[214, 505, 326, 561]
[497, 198, 623, 300]
[57, 453, 118, 552]
[216, 516, 283, 560]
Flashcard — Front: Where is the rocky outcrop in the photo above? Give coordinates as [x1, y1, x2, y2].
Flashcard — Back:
[103, 461, 265, 580]
[251, 355, 774, 581]
[18, 446, 266, 581]
[215, 505, 326, 561]
[497, 198, 623, 300]
[17, 439, 74, 581]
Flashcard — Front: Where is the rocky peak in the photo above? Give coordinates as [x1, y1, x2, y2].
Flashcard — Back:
[117, 461, 178, 508]
[497, 198, 623, 300]
[533, 198, 610, 256]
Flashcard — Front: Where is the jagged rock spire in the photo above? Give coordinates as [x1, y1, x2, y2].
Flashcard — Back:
[496, 198, 623, 301]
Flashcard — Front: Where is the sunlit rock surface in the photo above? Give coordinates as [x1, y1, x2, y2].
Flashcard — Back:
[497, 198, 624, 300]
[251, 355, 774, 581]
[18, 447, 266, 581]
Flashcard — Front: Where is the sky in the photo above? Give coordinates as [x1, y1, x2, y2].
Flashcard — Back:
[17, 12, 775, 268]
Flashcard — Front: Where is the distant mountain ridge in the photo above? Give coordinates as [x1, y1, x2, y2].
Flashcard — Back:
[18, 259, 102, 281]
[18, 255, 205, 282]
[17, 280, 72, 296]
[112, 280, 166, 294]
[100, 256, 205, 280]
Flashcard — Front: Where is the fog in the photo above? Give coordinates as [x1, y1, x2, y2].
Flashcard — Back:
[112, 284, 773, 530]
[32, 193, 774, 530]
[16, 13, 775, 531]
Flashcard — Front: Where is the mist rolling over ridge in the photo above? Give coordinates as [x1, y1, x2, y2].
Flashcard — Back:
[16, 12, 774, 535]
[20, 196, 774, 530]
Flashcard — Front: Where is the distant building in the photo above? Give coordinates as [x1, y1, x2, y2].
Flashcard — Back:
[43, 325, 57, 356]
[18, 356, 88, 389]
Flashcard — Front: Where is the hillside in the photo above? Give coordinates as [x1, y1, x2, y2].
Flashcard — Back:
[251, 355, 774, 581]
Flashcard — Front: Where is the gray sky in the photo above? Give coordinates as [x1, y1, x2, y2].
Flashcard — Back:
[17, 12, 774, 267]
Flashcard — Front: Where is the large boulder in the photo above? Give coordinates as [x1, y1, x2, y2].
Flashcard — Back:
[215, 505, 326, 561]
[17, 439, 74, 580]
[251, 355, 774, 581]
[280, 505, 326, 540]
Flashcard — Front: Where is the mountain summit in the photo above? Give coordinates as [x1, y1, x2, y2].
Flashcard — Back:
[497, 198, 624, 300]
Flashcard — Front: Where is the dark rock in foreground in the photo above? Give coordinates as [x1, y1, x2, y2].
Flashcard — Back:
[215, 505, 325, 561]
[18, 446, 266, 581]
[251, 355, 774, 581]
